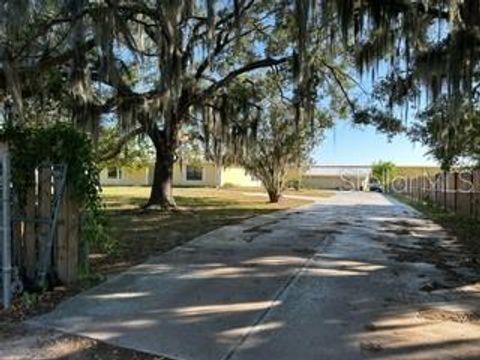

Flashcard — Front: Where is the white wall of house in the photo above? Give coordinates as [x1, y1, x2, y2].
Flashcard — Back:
[219, 166, 262, 187]
[100, 167, 150, 186]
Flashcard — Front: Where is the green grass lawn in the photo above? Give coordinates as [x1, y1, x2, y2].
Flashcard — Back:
[94, 186, 315, 274]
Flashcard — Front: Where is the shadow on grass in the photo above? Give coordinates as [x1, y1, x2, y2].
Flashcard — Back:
[92, 194, 296, 275]
[102, 195, 248, 209]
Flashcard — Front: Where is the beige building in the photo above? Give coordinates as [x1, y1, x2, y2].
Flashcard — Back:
[100, 162, 262, 187]
[302, 165, 441, 190]
[302, 165, 371, 191]
[100, 162, 441, 190]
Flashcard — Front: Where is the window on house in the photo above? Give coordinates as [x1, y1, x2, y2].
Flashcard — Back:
[245, 171, 258, 182]
[107, 167, 122, 180]
[186, 165, 203, 181]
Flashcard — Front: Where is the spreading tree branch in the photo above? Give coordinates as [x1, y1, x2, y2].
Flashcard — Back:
[97, 126, 144, 162]
[199, 56, 290, 100]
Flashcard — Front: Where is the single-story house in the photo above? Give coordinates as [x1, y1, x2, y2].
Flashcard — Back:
[302, 165, 372, 191]
[101, 163, 440, 190]
[100, 162, 262, 187]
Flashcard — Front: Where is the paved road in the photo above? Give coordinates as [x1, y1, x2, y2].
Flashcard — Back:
[31, 192, 480, 360]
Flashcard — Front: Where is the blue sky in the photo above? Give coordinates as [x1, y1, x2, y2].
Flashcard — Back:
[312, 120, 438, 166]
[311, 55, 440, 167]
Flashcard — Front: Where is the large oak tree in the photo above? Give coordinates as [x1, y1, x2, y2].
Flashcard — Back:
[1, 0, 409, 208]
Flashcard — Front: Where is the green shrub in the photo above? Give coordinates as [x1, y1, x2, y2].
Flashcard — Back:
[286, 179, 301, 190]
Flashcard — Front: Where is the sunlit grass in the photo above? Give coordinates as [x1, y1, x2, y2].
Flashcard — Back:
[217, 186, 334, 198]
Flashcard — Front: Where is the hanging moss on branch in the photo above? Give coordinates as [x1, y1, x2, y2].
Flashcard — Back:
[0, 123, 107, 253]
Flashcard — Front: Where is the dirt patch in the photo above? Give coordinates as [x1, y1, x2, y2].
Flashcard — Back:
[0, 324, 163, 360]
[376, 221, 479, 293]
[393, 195, 480, 273]
[418, 308, 480, 323]
[0, 286, 79, 323]
[382, 219, 427, 235]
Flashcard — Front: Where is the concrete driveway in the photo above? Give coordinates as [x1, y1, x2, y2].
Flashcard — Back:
[31, 192, 480, 360]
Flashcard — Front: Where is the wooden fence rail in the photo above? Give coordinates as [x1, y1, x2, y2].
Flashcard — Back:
[397, 170, 480, 219]
[14, 165, 80, 287]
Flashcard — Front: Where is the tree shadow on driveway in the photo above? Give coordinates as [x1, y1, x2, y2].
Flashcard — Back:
[29, 195, 480, 360]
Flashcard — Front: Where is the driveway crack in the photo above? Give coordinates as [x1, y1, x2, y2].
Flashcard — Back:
[222, 234, 334, 360]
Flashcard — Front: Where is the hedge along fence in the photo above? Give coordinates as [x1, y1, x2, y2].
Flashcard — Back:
[2, 124, 103, 291]
[396, 170, 480, 218]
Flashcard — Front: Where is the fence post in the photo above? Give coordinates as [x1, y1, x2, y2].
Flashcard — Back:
[413, 177, 416, 199]
[24, 181, 36, 282]
[443, 172, 447, 210]
[417, 177, 421, 200]
[408, 176, 412, 198]
[37, 167, 52, 281]
[454, 172, 458, 212]
[67, 194, 80, 283]
[56, 188, 68, 283]
[415, 177, 419, 200]
[474, 171, 479, 219]
[420, 176, 423, 201]
[471, 172, 475, 218]
[56, 186, 79, 284]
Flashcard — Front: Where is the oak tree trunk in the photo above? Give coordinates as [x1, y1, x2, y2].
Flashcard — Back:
[267, 189, 281, 203]
[145, 125, 177, 210]
[146, 147, 176, 209]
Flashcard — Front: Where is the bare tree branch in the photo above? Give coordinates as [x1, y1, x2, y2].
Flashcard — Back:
[321, 60, 356, 110]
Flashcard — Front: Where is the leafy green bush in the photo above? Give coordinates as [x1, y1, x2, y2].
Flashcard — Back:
[0, 123, 112, 261]
[286, 179, 301, 190]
